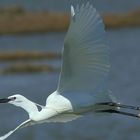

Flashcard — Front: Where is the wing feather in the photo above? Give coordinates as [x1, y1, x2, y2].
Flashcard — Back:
[57, 2, 110, 93]
[0, 119, 35, 140]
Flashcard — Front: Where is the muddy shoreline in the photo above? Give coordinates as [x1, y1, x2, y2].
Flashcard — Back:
[0, 6, 140, 35]
[0, 51, 61, 61]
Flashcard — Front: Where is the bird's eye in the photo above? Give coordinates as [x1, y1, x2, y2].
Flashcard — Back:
[12, 97, 16, 100]
[9, 97, 16, 101]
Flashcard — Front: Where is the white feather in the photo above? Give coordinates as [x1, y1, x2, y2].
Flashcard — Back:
[0, 119, 33, 140]
[71, 5, 75, 17]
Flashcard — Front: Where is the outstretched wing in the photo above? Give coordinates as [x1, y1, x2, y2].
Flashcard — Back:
[0, 119, 35, 140]
[57, 2, 110, 93]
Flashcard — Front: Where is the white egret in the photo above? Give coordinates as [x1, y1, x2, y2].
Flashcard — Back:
[0, 1, 140, 140]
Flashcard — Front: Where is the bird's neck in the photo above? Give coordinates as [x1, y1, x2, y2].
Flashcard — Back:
[11, 97, 58, 122]
[23, 100, 39, 115]
[12, 98, 39, 117]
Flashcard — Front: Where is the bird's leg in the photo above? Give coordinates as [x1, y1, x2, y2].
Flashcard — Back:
[96, 102, 140, 111]
[95, 102, 140, 118]
[95, 109, 140, 118]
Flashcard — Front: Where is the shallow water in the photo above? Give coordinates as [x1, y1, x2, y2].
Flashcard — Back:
[0, 1, 140, 140]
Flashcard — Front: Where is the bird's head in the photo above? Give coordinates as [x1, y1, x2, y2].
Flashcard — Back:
[0, 94, 27, 107]
[0, 94, 39, 119]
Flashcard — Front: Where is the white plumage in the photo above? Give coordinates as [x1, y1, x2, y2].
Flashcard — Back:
[0, 1, 139, 140]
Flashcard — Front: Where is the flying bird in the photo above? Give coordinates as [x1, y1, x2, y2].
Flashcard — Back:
[0, 1, 140, 140]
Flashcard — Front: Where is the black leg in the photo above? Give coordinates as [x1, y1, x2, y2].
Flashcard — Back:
[96, 109, 140, 118]
[96, 102, 140, 111]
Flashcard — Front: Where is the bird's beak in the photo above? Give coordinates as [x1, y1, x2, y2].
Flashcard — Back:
[0, 98, 11, 103]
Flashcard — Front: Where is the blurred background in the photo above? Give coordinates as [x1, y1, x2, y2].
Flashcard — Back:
[0, 0, 140, 140]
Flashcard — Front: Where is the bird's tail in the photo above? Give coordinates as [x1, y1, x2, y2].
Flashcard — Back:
[0, 119, 33, 140]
